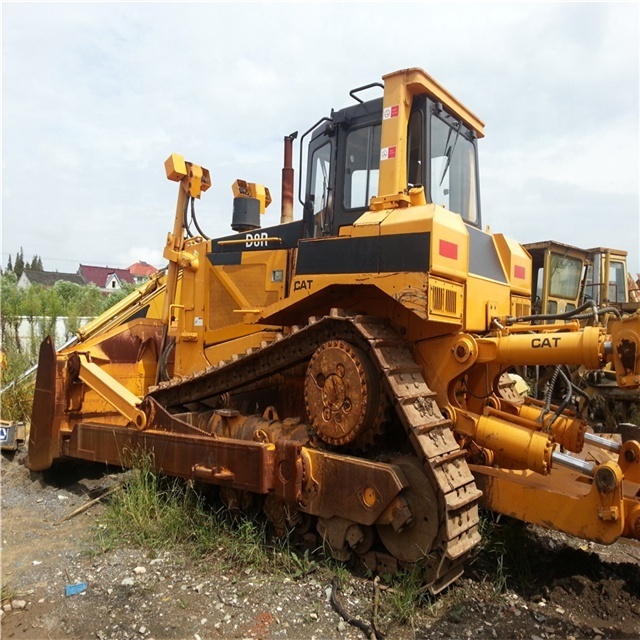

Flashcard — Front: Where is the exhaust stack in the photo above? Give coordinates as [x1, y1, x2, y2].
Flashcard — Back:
[281, 131, 297, 224]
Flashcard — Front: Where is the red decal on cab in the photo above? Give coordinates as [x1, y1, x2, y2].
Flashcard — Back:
[439, 240, 458, 260]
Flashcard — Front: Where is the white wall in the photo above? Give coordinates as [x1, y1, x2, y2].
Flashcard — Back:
[7, 316, 93, 352]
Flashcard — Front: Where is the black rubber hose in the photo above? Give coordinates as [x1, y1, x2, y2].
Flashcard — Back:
[190, 196, 210, 240]
[547, 369, 574, 429]
[568, 306, 623, 322]
[562, 364, 590, 403]
[159, 338, 176, 382]
[184, 195, 194, 238]
[543, 365, 563, 418]
[507, 300, 598, 325]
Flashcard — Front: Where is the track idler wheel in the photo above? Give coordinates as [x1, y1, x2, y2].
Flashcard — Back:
[304, 340, 382, 446]
[376, 456, 439, 563]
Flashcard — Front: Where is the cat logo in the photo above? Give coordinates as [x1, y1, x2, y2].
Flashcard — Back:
[293, 279, 313, 292]
[531, 337, 561, 349]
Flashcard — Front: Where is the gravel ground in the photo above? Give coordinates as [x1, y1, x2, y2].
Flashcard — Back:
[2, 447, 640, 640]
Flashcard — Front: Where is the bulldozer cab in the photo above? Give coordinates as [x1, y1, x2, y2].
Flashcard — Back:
[524, 241, 589, 316]
[303, 97, 383, 237]
[583, 247, 631, 308]
[302, 72, 483, 238]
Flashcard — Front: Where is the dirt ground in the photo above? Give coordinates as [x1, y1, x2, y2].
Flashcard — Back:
[2, 448, 640, 640]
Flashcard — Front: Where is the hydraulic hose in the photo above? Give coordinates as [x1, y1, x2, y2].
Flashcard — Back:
[183, 194, 194, 238]
[542, 365, 562, 421]
[570, 306, 622, 321]
[508, 300, 598, 325]
[547, 369, 573, 430]
[190, 196, 210, 240]
[158, 338, 176, 382]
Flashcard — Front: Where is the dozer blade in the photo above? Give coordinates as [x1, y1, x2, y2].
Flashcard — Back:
[27, 336, 58, 471]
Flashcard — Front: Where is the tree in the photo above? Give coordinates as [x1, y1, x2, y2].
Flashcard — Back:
[0, 271, 22, 352]
[29, 255, 43, 271]
[13, 248, 25, 279]
[5, 255, 13, 273]
[100, 282, 137, 311]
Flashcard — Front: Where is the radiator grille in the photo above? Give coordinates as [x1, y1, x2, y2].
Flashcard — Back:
[427, 277, 463, 321]
[511, 296, 531, 318]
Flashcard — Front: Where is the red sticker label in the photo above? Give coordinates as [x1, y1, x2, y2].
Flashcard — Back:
[381, 146, 397, 161]
[439, 239, 458, 260]
[383, 105, 400, 120]
[514, 265, 526, 279]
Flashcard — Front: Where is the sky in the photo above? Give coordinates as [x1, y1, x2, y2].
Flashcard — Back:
[2, 2, 639, 277]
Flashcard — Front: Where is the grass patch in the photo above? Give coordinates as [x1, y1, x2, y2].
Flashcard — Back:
[95, 452, 217, 554]
[1, 580, 16, 604]
[387, 567, 432, 625]
[96, 450, 322, 578]
[0, 345, 34, 423]
[469, 511, 535, 594]
[221, 517, 270, 570]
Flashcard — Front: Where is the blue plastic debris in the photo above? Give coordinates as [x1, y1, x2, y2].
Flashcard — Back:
[65, 582, 87, 597]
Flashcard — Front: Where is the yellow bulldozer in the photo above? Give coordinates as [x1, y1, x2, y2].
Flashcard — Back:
[26, 68, 640, 593]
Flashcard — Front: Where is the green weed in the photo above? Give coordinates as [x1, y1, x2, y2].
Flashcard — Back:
[95, 450, 216, 554]
[388, 567, 431, 625]
[222, 517, 270, 570]
[96, 450, 322, 577]
[1, 580, 16, 604]
[275, 543, 319, 579]
[0, 342, 34, 423]
[470, 511, 534, 594]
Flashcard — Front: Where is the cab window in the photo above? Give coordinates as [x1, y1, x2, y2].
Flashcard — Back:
[548, 253, 582, 300]
[343, 124, 381, 209]
[407, 110, 423, 187]
[429, 113, 478, 224]
[609, 261, 626, 302]
[309, 142, 332, 216]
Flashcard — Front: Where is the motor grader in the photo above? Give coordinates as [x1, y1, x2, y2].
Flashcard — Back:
[27, 68, 640, 593]
[522, 240, 640, 428]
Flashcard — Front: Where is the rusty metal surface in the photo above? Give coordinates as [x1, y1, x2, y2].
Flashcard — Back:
[26, 337, 58, 471]
[97, 325, 164, 364]
[274, 439, 303, 503]
[66, 422, 276, 494]
[147, 316, 365, 409]
[280, 133, 296, 224]
[141, 397, 213, 437]
[304, 340, 380, 445]
[377, 456, 439, 562]
[352, 315, 482, 593]
[301, 449, 407, 526]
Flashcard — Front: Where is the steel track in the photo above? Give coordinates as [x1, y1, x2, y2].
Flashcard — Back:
[148, 310, 481, 592]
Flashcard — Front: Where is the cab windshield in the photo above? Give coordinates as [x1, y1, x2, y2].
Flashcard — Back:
[548, 253, 583, 300]
[430, 113, 478, 224]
